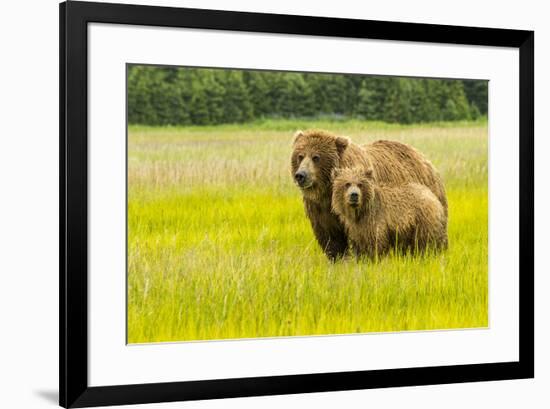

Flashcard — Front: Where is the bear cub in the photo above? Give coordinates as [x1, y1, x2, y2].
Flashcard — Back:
[331, 167, 447, 259]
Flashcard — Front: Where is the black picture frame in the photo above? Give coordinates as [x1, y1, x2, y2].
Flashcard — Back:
[60, 1, 534, 407]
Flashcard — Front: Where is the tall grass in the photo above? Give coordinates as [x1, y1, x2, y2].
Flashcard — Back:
[127, 120, 488, 343]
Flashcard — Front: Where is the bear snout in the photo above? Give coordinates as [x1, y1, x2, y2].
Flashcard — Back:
[347, 189, 361, 207]
[294, 170, 308, 187]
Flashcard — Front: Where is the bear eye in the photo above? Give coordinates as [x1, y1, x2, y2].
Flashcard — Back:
[357, 183, 362, 188]
[345, 182, 351, 188]
[312, 154, 320, 163]
[297, 154, 304, 161]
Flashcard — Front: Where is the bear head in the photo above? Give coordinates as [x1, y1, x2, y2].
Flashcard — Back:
[331, 167, 375, 221]
[290, 129, 350, 201]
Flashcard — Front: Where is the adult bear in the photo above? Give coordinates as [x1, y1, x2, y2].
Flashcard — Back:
[290, 129, 447, 260]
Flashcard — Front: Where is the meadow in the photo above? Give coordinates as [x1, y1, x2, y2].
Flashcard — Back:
[127, 119, 488, 343]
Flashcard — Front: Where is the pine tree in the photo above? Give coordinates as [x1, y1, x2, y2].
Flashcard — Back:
[244, 71, 273, 117]
[127, 66, 157, 124]
[444, 80, 471, 120]
[381, 78, 414, 124]
[221, 71, 253, 123]
[276, 73, 315, 117]
[323, 75, 348, 115]
[189, 83, 209, 125]
[470, 103, 481, 120]
[463, 80, 488, 114]
[171, 69, 193, 125]
[343, 74, 362, 115]
[307, 73, 333, 114]
[354, 81, 376, 119]
[147, 68, 175, 125]
[202, 70, 225, 124]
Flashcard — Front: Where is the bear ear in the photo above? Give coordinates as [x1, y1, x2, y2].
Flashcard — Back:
[335, 136, 350, 155]
[331, 168, 342, 180]
[364, 167, 374, 179]
[293, 130, 305, 145]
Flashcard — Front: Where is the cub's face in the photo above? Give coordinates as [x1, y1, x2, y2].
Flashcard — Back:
[331, 167, 375, 220]
[291, 130, 349, 201]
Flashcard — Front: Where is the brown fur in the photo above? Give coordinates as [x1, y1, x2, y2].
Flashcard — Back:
[364, 140, 448, 219]
[290, 129, 448, 260]
[331, 167, 447, 259]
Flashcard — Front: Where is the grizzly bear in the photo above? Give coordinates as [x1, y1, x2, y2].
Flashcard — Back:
[290, 129, 447, 260]
[331, 167, 447, 258]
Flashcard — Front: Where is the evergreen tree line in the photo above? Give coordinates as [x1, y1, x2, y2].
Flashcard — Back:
[127, 65, 488, 126]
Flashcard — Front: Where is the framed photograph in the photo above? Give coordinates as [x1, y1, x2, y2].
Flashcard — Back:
[60, 1, 534, 407]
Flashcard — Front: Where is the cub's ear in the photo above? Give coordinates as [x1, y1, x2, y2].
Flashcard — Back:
[335, 136, 350, 155]
[331, 168, 342, 180]
[293, 130, 305, 145]
[364, 167, 374, 179]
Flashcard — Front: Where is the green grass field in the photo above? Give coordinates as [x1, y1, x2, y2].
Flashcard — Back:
[127, 119, 488, 343]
